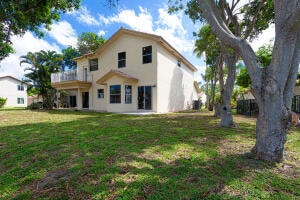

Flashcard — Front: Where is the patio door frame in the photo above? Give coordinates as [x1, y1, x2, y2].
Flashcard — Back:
[82, 92, 89, 109]
[137, 86, 152, 110]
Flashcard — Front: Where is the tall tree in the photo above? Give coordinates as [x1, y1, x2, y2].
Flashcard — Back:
[62, 46, 80, 70]
[0, 0, 81, 61]
[20, 50, 62, 108]
[77, 32, 106, 55]
[236, 44, 273, 88]
[170, 0, 275, 127]
[195, 0, 300, 162]
[194, 25, 220, 111]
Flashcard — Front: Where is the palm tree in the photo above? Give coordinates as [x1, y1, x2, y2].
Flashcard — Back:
[194, 25, 221, 111]
[20, 50, 62, 108]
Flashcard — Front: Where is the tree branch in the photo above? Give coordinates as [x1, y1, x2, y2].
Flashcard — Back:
[223, 0, 241, 36]
[287, 2, 300, 33]
[283, 32, 300, 108]
[232, 0, 241, 12]
[218, 53, 224, 92]
[197, 0, 262, 89]
[270, 0, 300, 90]
[243, 0, 266, 39]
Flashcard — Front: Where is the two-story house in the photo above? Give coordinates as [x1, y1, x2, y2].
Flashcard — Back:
[0, 76, 28, 107]
[51, 28, 200, 113]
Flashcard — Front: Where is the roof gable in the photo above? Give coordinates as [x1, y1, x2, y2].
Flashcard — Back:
[96, 69, 138, 85]
[0, 76, 28, 85]
[74, 28, 198, 72]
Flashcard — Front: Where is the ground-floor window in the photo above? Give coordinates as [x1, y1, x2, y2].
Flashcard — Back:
[125, 85, 132, 104]
[98, 89, 104, 99]
[17, 98, 24, 104]
[110, 85, 121, 103]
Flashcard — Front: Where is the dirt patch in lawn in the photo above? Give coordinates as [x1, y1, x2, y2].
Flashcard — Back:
[16, 168, 91, 199]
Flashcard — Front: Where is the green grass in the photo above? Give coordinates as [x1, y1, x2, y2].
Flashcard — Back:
[0, 109, 299, 200]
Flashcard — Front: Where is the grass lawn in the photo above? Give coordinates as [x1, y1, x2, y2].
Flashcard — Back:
[0, 109, 299, 199]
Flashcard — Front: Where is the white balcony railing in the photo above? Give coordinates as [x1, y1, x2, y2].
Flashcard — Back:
[51, 69, 91, 83]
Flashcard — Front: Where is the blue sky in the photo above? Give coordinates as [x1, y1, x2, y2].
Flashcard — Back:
[0, 0, 274, 82]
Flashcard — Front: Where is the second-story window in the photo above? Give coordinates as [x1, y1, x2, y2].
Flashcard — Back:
[142, 45, 152, 64]
[17, 84, 24, 91]
[118, 52, 126, 68]
[177, 60, 181, 67]
[89, 58, 98, 71]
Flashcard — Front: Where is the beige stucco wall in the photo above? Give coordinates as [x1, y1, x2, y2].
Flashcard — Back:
[0, 77, 27, 107]
[294, 85, 300, 96]
[156, 46, 197, 113]
[76, 34, 158, 112]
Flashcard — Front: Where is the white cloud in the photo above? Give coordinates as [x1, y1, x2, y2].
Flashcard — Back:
[250, 24, 275, 51]
[156, 8, 186, 35]
[98, 30, 106, 36]
[0, 32, 60, 79]
[155, 8, 194, 53]
[99, 6, 153, 33]
[194, 65, 206, 83]
[46, 21, 77, 47]
[98, 6, 194, 53]
[99, 14, 111, 25]
[75, 6, 100, 26]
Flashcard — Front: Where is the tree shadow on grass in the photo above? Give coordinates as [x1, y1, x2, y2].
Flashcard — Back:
[0, 111, 298, 199]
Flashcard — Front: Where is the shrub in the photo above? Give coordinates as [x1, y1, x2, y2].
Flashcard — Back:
[0, 97, 7, 108]
[27, 101, 43, 110]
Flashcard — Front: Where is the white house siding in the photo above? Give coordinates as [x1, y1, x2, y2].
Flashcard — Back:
[77, 34, 158, 112]
[0, 76, 27, 107]
[156, 46, 197, 113]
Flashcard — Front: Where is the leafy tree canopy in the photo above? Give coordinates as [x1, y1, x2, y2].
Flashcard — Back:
[0, 0, 81, 60]
[77, 32, 106, 55]
[256, 44, 272, 67]
[194, 25, 220, 66]
[169, 0, 274, 41]
[20, 50, 62, 108]
[236, 44, 273, 88]
[62, 46, 80, 70]
[236, 68, 251, 88]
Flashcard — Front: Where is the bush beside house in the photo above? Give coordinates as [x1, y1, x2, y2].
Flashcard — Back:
[0, 97, 7, 108]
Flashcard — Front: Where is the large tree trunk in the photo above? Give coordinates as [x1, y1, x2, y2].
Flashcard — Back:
[210, 72, 217, 111]
[205, 80, 210, 109]
[197, 0, 300, 162]
[220, 50, 238, 127]
[253, 79, 288, 162]
[209, 78, 214, 111]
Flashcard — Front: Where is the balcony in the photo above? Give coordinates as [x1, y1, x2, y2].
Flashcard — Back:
[51, 69, 92, 90]
[51, 69, 92, 83]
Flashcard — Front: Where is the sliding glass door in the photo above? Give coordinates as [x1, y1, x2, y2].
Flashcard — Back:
[138, 86, 152, 110]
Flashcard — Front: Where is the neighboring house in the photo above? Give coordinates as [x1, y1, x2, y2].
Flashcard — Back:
[237, 90, 255, 101]
[238, 86, 300, 101]
[294, 84, 300, 96]
[0, 76, 28, 107]
[27, 94, 43, 106]
[51, 28, 200, 113]
[198, 91, 206, 105]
